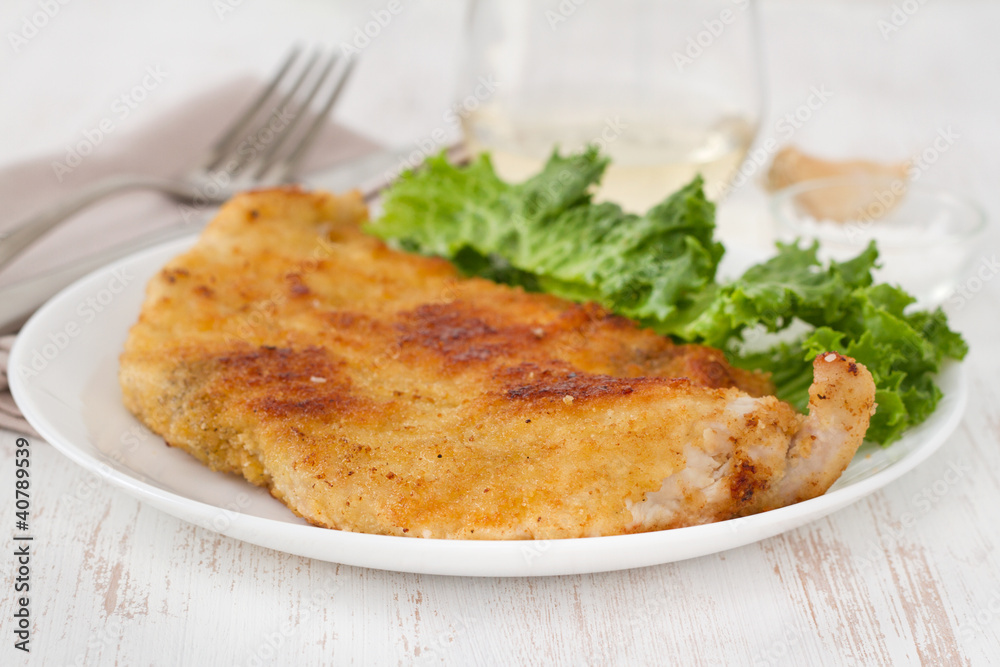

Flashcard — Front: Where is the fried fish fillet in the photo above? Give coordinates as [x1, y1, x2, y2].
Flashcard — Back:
[119, 188, 877, 539]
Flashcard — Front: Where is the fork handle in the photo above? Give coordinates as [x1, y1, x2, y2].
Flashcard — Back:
[0, 220, 205, 334]
[0, 175, 192, 272]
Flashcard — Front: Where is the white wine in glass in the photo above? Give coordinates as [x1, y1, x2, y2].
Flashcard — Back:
[460, 0, 764, 211]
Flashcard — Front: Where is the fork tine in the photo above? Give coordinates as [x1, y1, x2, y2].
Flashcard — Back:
[199, 46, 303, 171]
[222, 50, 322, 177]
[249, 51, 341, 177]
[257, 50, 323, 138]
[267, 57, 357, 183]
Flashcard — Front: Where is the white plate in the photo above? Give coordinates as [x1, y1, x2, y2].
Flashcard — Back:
[9, 236, 968, 577]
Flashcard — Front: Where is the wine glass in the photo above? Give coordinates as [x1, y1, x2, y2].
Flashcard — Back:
[459, 0, 764, 211]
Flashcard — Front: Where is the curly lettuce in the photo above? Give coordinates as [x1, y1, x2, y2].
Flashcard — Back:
[368, 148, 967, 445]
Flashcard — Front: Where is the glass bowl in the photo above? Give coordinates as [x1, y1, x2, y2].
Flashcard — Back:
[770, 176, 986, 308]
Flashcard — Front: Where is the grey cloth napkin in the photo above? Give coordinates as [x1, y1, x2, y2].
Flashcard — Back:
[0, 77, 381, 436]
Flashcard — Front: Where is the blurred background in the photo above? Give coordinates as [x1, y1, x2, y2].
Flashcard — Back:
[0, 0, 993, 194]
[0, 0, 996, 289]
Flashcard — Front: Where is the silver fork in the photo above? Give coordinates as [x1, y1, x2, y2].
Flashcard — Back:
[0, 47, 355, 272]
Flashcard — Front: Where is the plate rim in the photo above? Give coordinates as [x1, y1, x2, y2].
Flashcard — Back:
[8, 235, 969, 577]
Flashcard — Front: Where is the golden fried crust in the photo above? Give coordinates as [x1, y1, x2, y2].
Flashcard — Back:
[119, 188, 869, 539]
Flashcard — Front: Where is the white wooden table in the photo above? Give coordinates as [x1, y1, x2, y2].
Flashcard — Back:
[2, 1, 999, 664]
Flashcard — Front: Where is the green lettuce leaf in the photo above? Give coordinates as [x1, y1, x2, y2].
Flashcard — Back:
[370, 148, 723, 327]
[370, 148, 967, 446]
